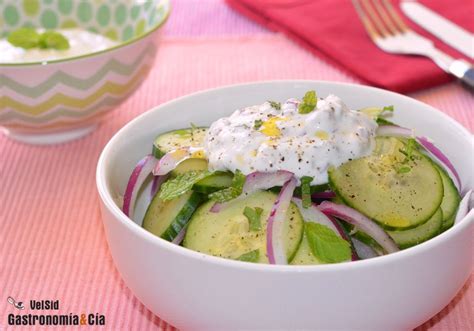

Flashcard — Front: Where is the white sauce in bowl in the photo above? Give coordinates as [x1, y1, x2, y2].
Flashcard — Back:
[0, 28, 118, 63]
[204, 95, 378, 185]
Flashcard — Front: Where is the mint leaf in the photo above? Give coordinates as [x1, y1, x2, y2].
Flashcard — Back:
[209, 169, 246, 202]
[306, 222, 351, 263]
[300, 176, 313, 209]
[159, 170, 211, 201]
[254, 119, 263, 130]
[39, 30, 69, 50]
[7, 28, 40, 49]
[236, 249, 260, 263]
[7, 28, 70, 50]
[268, 101, 281, 110]
[395, 138, 419, 174]
[207, 187, 238, 202]
[244, 206, 263, 231]
[298, 90, 317, 114]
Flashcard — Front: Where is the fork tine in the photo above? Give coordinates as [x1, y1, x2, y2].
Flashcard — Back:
[360, 0, 391, 38]
[352, 0, 381, 41]
[381, 0, 409, 32]
[371, 0, 398, 34]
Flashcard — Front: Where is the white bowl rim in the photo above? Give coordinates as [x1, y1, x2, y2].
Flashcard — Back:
[96, 79, 474, 273]
[0, 0, 170, 67]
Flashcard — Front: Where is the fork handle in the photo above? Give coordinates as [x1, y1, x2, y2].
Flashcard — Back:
[449, 60, 474, 89]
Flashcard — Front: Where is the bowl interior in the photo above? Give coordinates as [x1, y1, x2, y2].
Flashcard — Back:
[1, 0, 169, 42]
[99, 80, 474, 245]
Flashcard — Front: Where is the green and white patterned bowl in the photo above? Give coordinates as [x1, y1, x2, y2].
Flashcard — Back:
[0, 0, 170, 144]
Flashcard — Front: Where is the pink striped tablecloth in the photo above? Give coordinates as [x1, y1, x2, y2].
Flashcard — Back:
[1, 1, 473, 330]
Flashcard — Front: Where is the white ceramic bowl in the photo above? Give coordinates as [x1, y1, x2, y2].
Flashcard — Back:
[97, 81, 473, 330]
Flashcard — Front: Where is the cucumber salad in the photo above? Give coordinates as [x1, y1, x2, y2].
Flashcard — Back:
[123, 91, 472, 265]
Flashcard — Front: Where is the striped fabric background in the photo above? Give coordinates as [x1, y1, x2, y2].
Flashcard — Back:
[1, 1, 472, 330]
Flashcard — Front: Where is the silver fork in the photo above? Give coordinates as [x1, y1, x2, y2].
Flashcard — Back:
[353, 0, 474, 89]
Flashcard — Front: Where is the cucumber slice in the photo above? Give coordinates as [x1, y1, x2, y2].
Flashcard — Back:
[152, 127, 208, 158]
[329, 137, 443, 229]
[352, 230, 384, 255]
[290, 229, 322, 265]
[193, 172, 233, 194]
[434, 164, 461, 232]
[183, 191, 304, 264]
[442, 215, 455, 232]
[387, 208, 443, 249]
[171, 158, 208, 176]
[142, 190, 202, 241]
[270, 184, 330, 195]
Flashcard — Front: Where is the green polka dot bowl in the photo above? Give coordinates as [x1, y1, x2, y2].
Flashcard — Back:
[0, 0, 170, 144]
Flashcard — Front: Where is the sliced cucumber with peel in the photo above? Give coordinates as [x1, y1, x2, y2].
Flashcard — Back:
[329, 137, 443, 230]
[193, 172, 233, 194]
[171, 158, 208, 176]
[433, 164, 460, 231]
[152, 127, 208, 159]
[142, 190, 203, 242]
[387, 208, 443, 249]
[183, 191, 304, 263]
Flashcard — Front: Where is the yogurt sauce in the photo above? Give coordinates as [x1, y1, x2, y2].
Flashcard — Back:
[0, 28, 118, 63]
[204, 95, 378, 185]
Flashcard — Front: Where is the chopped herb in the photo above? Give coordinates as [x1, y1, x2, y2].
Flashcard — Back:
[236, 249, 260, 263]
[268, 101, 281, 110]
[397, 165, 411, 174]
[7, 28, 40, 49]
[383, 105, 394, 112]
[395, 138, 419, 174]
[300, 176, 313, 208]
[209, 170, 246, 202]
[7, 28, 69, 50]
[159, 170, 212, 201]
[305, 223, 351, 263]
[376, 117, 395, 126]
[298, 90, 317, 114]
[254, 119, 263, 130]
[38, 30, 69, 50]
[400, 138, 417, 160]
[243, 206, 263, 231]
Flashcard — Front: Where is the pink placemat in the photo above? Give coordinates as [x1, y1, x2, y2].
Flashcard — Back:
[1, 35, 473, 330]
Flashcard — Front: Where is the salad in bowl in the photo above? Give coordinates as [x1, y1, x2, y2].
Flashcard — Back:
[122, 90, 471, 265]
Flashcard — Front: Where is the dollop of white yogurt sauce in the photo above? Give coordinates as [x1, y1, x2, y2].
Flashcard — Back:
[0, 28, 118, 63]
[204, 95, 378, 185]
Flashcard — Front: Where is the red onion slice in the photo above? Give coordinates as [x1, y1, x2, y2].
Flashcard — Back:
[417, 136, 461, 190]
[376, 125, 414, 138]
[150, 174, 168, 198]
[211, 170, 294, 213]
[123, 154, 158, 218]
[243, 170, 294, 192]
[292, 198, 340, 234]
[172, 227, 187, 245]
[267, 177, 297, 265]
[377, 125, 461, 190]
[318, 201, 399, 254]
[455, 190, 473, 224]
